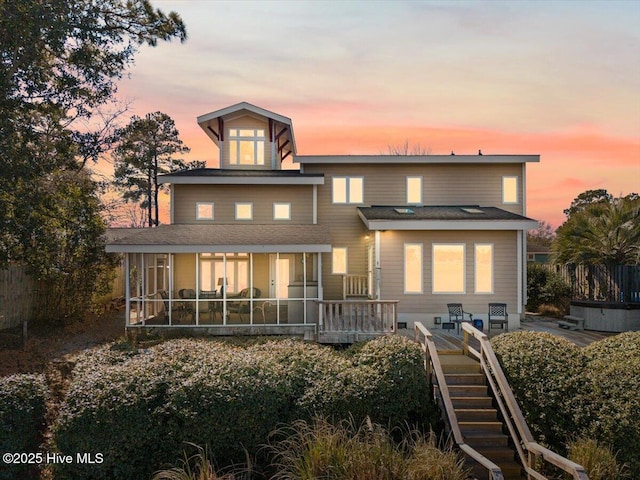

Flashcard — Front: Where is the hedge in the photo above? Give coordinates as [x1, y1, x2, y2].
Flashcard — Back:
[0, 374, 48, 480]
[52, 336, 433, 480]
[493, 331, 640, 478]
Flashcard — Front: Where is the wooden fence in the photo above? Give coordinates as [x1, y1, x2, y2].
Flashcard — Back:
[0, 265, 37, 330]
[547, 264, 640, 303]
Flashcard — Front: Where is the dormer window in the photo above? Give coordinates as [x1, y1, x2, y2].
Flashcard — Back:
[229, 129, 265, 165]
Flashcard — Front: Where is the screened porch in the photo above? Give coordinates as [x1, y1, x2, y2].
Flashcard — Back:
[126, 252, 321, 328]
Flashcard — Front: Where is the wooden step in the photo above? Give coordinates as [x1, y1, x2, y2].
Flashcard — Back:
[451, 396, 494, 408]
[472, 446, 518, 462]
[459, 421, 504, 433]
[439, 354, 482, 374]
[455, 408, 498, 421]
[444, 385, 488, 397]
[467, 458, 524, 480]
[444, 372, 486, 385]
[462, 430, 509, 447]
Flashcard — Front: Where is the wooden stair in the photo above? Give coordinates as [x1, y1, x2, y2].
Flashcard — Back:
[440, 353, 524, 480]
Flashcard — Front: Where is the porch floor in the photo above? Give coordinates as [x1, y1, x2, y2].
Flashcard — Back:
[400, 314, 617, 351]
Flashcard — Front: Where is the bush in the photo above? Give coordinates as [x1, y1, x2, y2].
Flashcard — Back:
[583, 332, 640, 477]
[491, 331, 587, 448]
[526, 263, 571, 313]
[52, 336, 434, 480]
[0, 374, 48, 480]
[567, 437, 627, 480]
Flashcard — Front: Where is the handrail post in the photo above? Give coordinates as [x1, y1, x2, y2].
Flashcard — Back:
[462, 328, 469, 356]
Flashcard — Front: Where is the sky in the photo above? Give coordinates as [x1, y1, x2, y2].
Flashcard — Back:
[112, 0, 640, 228]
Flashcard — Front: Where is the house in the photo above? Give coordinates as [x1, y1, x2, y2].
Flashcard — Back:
[106, 102, 539, 341]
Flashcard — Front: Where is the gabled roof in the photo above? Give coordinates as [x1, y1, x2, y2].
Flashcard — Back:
[197, 101, 296, 155]
[105, 224, 331, 253]
[158, 168, 324, 185]
[357, 205, 538, 230]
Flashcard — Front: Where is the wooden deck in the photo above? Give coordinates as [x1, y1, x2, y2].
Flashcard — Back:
[401, 315, 616, 351]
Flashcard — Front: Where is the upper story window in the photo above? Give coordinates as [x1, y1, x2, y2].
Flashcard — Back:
[235, 202, 253, 220]
[273, 203, 291, 220]
[332, 176, 364, 204]
[196, 202, 214, 220]
[502, 176, 519, 204]
[406, 176, 422, 204]
[229, 129, 265, 165]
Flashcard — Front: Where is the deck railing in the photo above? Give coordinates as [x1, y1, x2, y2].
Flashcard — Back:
[342, 274, 370, 299]
[414, 322, 504, 480]
[317, 300, 397, 335]
[460, 323, 589, 480]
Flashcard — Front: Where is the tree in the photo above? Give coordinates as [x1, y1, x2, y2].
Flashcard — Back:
[553, 193, 640, 266]
[384, 140, 431, 155]
[527, 220, 556, 249]
[562, 189, 613, 217]
[113, 112, 204, 227]
[0, 0, 187, 322]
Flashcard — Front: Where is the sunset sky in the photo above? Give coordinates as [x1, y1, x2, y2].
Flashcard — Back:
[112, 0, 640, 228]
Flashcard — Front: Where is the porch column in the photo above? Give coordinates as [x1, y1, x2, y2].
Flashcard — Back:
[375, 230, 381, 299]
[125, 253, 130, 326]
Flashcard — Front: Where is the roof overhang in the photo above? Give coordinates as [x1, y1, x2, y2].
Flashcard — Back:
[295, 154, 540, 164]
[158, 174, 324, 185]
[357, 206, 538, 231]
[105, 225, 331, 254]
[197, 101, 296, 156]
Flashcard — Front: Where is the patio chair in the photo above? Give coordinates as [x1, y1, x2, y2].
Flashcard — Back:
[488, 303, 508, 333]
[227, 287, 261, 322]
[159, 290, 181, 324]
[178, 288, 196, 322]
[447, 303, 473, 334]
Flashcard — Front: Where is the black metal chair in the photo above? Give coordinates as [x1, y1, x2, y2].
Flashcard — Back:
[159, 290, 180, 324]
[488, 303, 508, 333]
[447, 303, 473, 334]
[178, 288, 196, 322]
[227, 287, 261, 322]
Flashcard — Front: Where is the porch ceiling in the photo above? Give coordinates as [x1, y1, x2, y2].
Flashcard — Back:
[105, 224, 332, 253]
[357, 205, 538, 231]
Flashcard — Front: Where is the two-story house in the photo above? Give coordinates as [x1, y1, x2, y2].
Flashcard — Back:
[106, 102, 538, 341]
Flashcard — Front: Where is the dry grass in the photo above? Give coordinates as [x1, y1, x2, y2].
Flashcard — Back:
[567, 437, 628, 480]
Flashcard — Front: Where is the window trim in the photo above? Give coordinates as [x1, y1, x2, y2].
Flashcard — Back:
[502, 176, 519, 204]
[432, 243, 466, 294]
[406, 176, 423, 205]
[229, 128, 265, 166]
[474, 243, 494, 294]
[332, 176, 364, 204]
[273, 202, 291, 221]
[404, 243, 423, 294]
[331, 247, 348, 275]
[235, 202, 253, 220]
[195, 202, 214, 220]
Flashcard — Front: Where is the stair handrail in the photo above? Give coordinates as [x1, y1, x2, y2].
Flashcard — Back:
[460, 323, 589, 480]
[415, 322, 504, 480]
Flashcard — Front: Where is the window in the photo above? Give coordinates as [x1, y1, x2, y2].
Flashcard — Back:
[229, 128, 265, 165]
[404, 243, 423, 293]
[196, 202, 214, 220]
[475, 244, 493, 294]
[502, 176, 518, 204]
[406, 176, 422, 204]
[273, 203, 291, 220]
[332, 177, 363, 204]
[433, 244, 465, 294]
[235, 202, 253, 220]
[332, 247, 347, 274]
[200, 253, 248, 293]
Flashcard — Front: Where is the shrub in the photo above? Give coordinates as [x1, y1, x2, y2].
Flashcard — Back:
[491, 331, 587, 449]
[0, 374, 48, 480]
[567, 437, 627, 480]
[526, 263, 571, 313]
[52, 336, 434, 480]
[583, 332, 640, 478]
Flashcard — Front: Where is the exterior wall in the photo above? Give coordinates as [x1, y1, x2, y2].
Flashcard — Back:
[378, 230, 518, 328]
[172, 184, 313, 224]
[305, 162, 525, 215]
[306, 162, 525, 301]
[219, 115, 275, 170]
